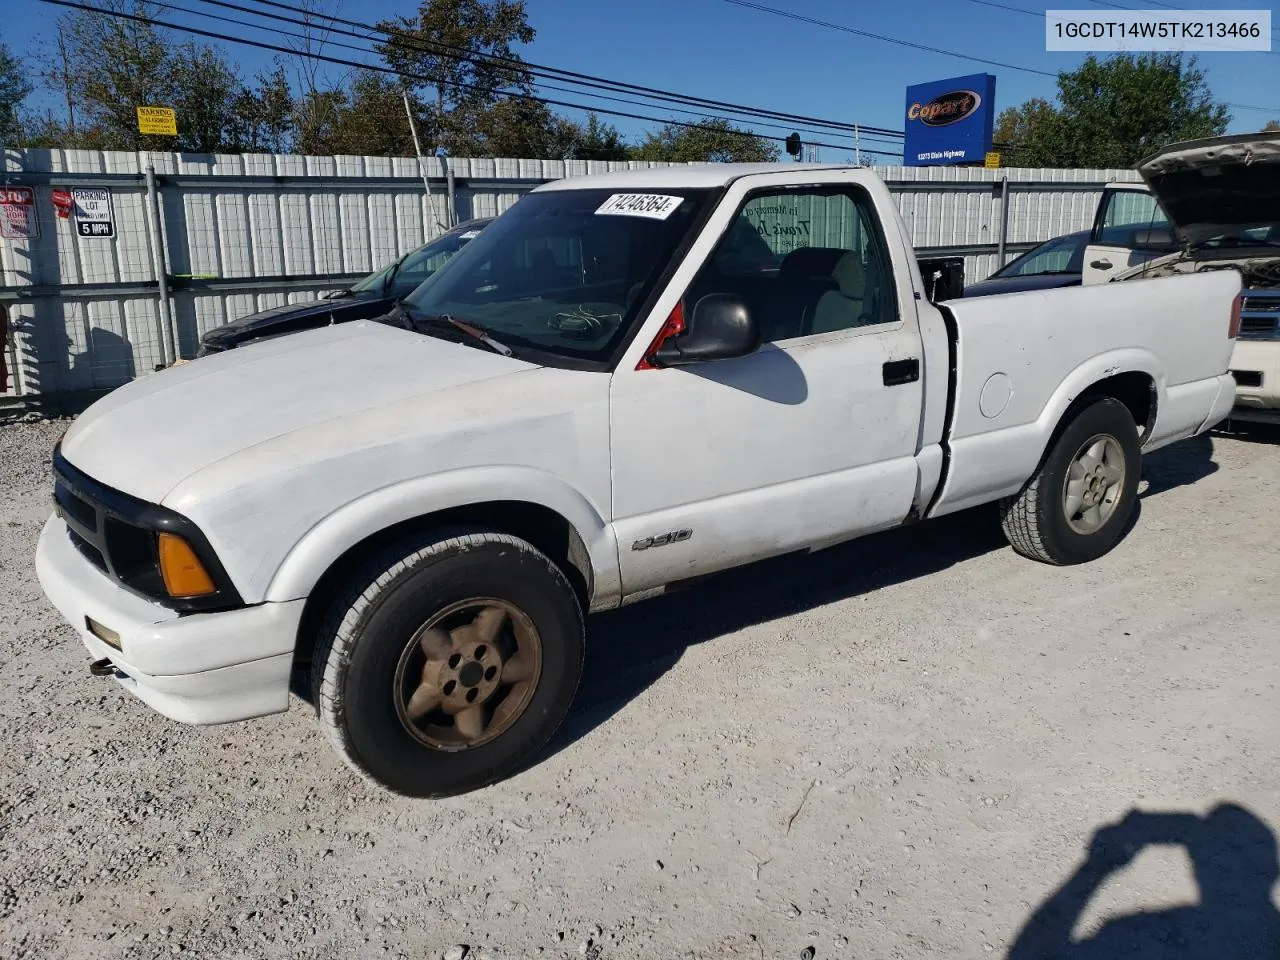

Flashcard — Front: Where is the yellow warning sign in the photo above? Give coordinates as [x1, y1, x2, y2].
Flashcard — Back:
[983, 151, 1002, 169]
[136, 106, 178, 136]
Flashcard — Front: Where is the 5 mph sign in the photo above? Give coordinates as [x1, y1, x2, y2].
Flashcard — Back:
[72, 188, 115, 239]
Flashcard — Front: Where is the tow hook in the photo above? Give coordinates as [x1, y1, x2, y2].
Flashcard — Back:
[89, 657, 117, 677]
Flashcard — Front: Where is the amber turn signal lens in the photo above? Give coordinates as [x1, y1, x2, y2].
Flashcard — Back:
[157, 532, 217, 598]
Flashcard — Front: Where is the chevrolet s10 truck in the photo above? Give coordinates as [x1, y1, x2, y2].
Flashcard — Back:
[36, 163, 1242, 797]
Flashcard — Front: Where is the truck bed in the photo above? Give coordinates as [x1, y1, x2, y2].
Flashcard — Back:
[925, 268, 1241, 518]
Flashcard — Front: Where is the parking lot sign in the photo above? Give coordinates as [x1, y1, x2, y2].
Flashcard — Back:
[72, 188, 115, 238]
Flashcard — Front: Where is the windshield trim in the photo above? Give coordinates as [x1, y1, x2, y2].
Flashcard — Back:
[600, 184, 727, 372]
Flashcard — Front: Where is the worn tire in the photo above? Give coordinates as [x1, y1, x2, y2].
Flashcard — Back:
[311, 529, 584, 798]
[1000, 396, 1141, 565]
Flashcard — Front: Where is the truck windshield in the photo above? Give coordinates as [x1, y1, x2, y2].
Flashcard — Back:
[401, 188, 714, 361]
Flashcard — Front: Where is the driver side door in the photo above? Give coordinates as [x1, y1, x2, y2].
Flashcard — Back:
[608, 181, 927, 597]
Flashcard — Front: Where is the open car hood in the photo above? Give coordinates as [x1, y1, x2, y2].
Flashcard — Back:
[1136, 131, 1280, 245]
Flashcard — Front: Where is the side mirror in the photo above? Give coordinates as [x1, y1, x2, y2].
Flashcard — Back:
[653, 293, 761, 366]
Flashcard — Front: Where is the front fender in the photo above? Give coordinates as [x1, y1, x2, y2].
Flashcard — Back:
[264, 465, 620, 607]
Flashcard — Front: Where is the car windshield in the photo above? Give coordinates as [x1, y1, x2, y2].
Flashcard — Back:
[350, 226, 486, 297]
[995, 233, 1087, 278]
[401, 188, 715, 361]
[1194, 224, 1280, 248]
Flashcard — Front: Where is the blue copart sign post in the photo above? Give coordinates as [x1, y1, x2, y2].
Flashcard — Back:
[904, 73, 997, 167]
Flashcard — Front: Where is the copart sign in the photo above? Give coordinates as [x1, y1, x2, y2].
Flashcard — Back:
[903, 73, 997, 167]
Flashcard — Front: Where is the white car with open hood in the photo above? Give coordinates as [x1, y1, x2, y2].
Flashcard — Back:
[1082, 131, 1280, 421]
[35, 162, 1241, 797]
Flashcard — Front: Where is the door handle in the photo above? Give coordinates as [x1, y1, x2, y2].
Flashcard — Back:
[1090, 259, 1113, 270]
[883, 358, 920, 386]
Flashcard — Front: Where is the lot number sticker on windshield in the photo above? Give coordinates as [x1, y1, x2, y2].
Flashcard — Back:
[595, 194, 684, 220]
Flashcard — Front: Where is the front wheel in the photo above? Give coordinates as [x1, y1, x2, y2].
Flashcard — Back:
[1000, 396, 1141, 565]
[311, 530, 585, 797]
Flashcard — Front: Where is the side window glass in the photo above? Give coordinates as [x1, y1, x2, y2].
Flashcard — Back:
[686, 189, 897, 343]
[390, 248, 457, 296]
[1097, 191, 1171, 246]
[1011, 239, 1072, 276]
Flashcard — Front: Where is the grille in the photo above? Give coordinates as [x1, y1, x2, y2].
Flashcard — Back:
[54, 466, 164, 596]
[51, 448, 242, 611]
[1238, 289, 1280, 340]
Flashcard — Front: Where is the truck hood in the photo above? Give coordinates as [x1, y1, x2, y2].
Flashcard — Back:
[200, 291, 383, 342]
[59, 321, 539, 504]
[1137, 131, 1280, 245]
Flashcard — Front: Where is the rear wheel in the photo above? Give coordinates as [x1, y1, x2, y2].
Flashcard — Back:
[1000, 397, 1141, 565]
[311, 529, 584, 797]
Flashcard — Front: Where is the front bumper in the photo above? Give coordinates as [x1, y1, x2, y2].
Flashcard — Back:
[1229, 339, 1280, 411]
[35, 515, 306, 725]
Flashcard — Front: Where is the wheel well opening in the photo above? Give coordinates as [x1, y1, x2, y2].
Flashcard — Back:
[290, 501, 593, 689]
[1078, 371, 1157, 438]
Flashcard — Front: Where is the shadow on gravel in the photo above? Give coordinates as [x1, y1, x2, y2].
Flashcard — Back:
[550, 503, 1008, 757]
[1007, 804, 1280, 959]
[1213, 416, 1280, 445]
[1139, 433, 1218, 499]
[550, 431, 1221, 760]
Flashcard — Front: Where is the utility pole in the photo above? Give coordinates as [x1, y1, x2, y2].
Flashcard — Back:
[57, 29, 76, 136]
[403, 91, 445, 234]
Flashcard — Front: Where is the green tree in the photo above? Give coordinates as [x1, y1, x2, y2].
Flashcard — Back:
[39, 0, 254, 152]
[456, 97, 576, 157]
[168, 42, 250, 153]
[993, 97, 1068, 168]
[633, 117, 777, 163]
[0, 42, 32, 145]
[291, 87, 350, 156]
[327, 73, 419, 157]
[563, 113, 630, 161]
[996, 53, 1229, 168]
[229, 66, 296, 154]
[1264, 120, 1280, 133]
[375, 0, 535, 153]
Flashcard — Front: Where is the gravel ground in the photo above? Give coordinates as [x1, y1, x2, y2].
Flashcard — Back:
[1, 415, 1277, 960]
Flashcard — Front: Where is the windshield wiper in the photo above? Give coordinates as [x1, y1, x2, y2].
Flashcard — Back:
[417, 312, 515, 357]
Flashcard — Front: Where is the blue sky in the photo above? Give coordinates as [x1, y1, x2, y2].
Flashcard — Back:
[3, 0, 1278, 161]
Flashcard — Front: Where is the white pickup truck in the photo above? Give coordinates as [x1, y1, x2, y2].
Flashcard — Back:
[36, 163, 1241, 797]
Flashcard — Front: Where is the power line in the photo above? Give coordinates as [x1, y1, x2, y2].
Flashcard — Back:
[958, 0, 1041, 17]
[183, 0, 901, 150]
[192, 0, 906, 140]
[142, 0, 880, 146]
[723, 0, 1057, 76]
[35, 0, 906, 158]
[729, 0, 1278, 113]
[1080, 0, 1280, 39]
